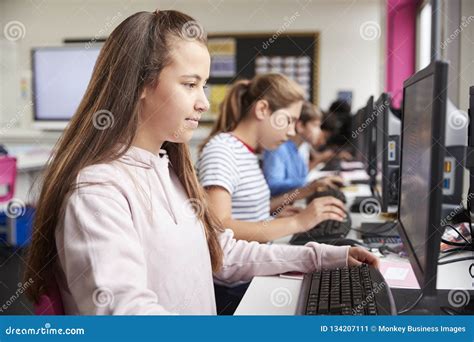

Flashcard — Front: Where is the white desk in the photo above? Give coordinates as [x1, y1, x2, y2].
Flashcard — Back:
[235, 183, 474, 315]
[234, 253, 474, 315]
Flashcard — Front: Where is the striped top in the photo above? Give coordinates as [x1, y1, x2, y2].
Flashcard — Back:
[197, 132, 271, 221]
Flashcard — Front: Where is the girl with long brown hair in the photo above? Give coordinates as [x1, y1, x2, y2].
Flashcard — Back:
[25, 9, 378, 315]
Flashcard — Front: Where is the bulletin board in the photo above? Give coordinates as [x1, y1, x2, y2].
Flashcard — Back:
[203, 32, 320, 122]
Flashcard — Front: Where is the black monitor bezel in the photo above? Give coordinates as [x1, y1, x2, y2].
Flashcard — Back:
[397, 60, 448, 296]
[365, 96, 376, 183]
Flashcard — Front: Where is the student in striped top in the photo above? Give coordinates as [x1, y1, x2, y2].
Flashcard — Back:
[197, 74, 347, 244]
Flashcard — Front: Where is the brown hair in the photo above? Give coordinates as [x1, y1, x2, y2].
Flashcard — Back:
[299, 101, 323, 125]
[200, 73, 305, 150]
[25, 10, 223, 303]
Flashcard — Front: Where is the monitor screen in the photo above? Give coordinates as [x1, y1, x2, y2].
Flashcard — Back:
[398, 60, 447, 292]
[399, 74, 435, 271]
[32, 46, 101, 121]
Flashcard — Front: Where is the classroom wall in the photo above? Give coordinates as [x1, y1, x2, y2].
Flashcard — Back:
[0, 0, 383, 133]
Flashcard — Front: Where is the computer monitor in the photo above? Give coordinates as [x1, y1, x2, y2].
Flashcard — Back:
[469, 86, 474, 204]
[31, 45, 101, 130]
[366, 96, 377, 186]
[351, 96, 374, 173]
[441, 99, 468, 221]
[373, 93, 401, 213]
[351, 107, 365, 160]
[397, 60, 448, 296]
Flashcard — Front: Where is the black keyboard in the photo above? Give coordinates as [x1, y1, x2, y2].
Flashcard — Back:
[358, 222, 401, 248]
[363, 236, 402, 248]
[321, 158, 342, 171]
[297, 264, 396, 315]
[309, 188, 346, 203]
[290, 216, 352, 245]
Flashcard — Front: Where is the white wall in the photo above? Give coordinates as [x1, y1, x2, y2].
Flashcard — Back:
[0, 0, 383, 134]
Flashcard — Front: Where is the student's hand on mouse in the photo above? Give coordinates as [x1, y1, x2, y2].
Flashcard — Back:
[319, 175, 344, 188]
[348, 247, 380, 269]
[337, 150, 353, 161]
[296, 196, 346, 232]
[307, 179, 330, 193]
[319, 150, 336, 163]
[275, 205, 302, 218]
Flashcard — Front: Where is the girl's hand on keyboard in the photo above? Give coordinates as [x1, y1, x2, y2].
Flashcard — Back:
[296, 196, 346, 232]
[348, 247, 380, 269]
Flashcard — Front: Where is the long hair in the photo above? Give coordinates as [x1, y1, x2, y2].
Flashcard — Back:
[200, 73, 305, 150]
[25, 10, 223, 303]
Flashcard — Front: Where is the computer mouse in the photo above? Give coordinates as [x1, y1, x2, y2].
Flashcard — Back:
[309, 189, 347, 203]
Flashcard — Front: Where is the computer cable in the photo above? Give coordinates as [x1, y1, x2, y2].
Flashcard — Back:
[397, 292, 424, 315]
[440, 247, 471, 257]
[440, 224, 472, 247]
[440, 306, 462, 315]
[438, 242, 474, 265]
[437, 256, 474, 266]
[467, 188, 474, 243]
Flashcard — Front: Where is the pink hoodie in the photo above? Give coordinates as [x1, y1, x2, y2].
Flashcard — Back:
[55, 146, 349, 315]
